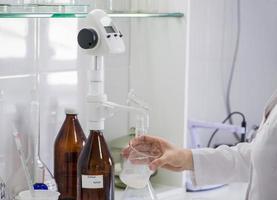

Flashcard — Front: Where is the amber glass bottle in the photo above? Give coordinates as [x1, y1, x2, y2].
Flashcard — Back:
[77, 130, 114, 200]
[54, 109, 86, 200]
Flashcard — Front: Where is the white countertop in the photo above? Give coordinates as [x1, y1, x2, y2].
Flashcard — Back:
[115, 183, 248, 200]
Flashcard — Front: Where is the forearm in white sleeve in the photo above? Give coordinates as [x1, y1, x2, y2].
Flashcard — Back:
[191, 142, 252, 186]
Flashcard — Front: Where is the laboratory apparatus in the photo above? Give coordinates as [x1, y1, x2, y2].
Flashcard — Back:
[109, 128, 158, 190]
[120, 117, 158, 200]
[30, 90, 44, 185]
[120, 145, 154, 189]
[120, 116, 153, 189]
[13, 128, 36, 197]
[119, 145, 156, 188]
[76, 9, 154, 200]
[76, 9, 124, 200]
[109, 89, 152, 188]
[109, 128, 136, 189]
[188, 119, 246, 149]
[9, 94, 60, 199]
[54, 109, 86, 200]
[30, 89, 57, 191]
[12, 126, 59, 199]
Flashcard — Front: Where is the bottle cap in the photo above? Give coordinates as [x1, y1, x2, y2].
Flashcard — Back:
[65, 108, 78, 115]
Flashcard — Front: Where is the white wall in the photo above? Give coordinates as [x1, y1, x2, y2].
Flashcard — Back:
[188, 0, 277, 147]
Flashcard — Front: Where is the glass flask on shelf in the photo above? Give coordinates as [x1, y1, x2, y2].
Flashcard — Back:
[77, 130, 114, 200]
[54, 109, 86, 200]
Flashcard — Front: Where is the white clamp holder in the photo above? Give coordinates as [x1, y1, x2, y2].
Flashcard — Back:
[87, 96, 149, 132]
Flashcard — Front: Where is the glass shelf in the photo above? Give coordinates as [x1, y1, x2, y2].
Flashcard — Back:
[0, 4, 89, 18]
[0, 4, 184, 18]
[108, 11, 184, 18]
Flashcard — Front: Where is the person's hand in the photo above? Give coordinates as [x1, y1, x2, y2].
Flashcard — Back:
[122, 135, 193, 172]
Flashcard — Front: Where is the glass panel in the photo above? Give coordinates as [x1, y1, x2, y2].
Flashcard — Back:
[46, 71, 78, 86]
[0, 4, 184, 18]
[0, 19, 28, 58]
[39, 70, 79, 173]
[48, 19, 78, 60]
[108, 12, 184, 18]
[0, 4, 89, 18]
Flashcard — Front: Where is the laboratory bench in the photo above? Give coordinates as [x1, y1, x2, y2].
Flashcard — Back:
[115, 183, 248, 200]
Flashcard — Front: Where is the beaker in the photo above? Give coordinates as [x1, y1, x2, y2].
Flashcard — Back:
[119, 145, 158, 200]
[120, 143, 157, 188]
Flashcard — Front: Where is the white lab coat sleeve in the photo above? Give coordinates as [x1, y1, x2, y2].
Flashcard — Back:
[191, 142, 252, 186]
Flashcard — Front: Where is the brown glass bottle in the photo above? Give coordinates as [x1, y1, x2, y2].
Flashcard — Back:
[54, 110, 86, 200]
[77, 130, 114, 200]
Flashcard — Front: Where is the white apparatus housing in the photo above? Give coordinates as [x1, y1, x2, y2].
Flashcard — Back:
[188, 119, 246, 148]
[77, 9, 149, 131]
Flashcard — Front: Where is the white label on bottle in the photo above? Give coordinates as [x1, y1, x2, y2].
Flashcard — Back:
[82, 175, 103, 189]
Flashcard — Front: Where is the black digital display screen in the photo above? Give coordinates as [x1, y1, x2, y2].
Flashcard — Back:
[104, 26, 116, 33]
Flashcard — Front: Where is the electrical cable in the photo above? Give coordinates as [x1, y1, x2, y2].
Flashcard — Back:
[207, 111, 246, 147]
[225, 0, 242, 141]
